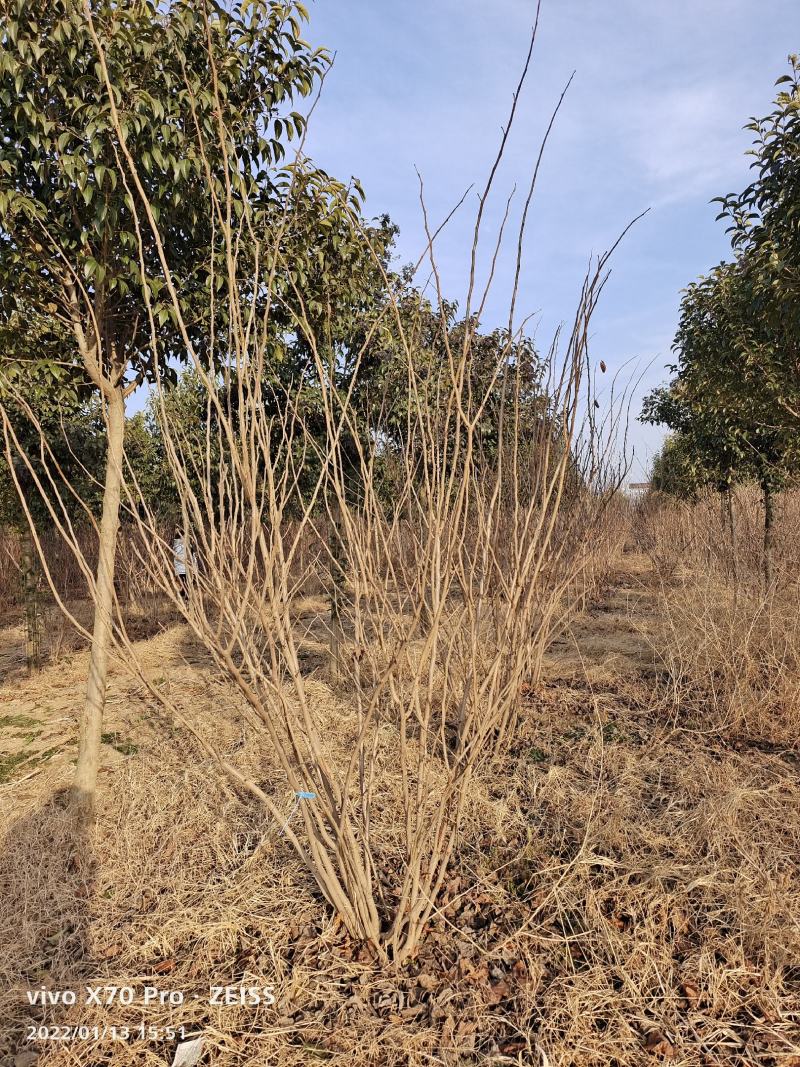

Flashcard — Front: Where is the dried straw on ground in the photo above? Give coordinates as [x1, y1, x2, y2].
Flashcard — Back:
[1, 547, 798, 1067]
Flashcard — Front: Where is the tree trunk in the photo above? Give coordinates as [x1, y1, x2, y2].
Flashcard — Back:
[21, 531, 41, 674]
[724, 487, 739, 601]
[74, 384, 125, 805]
[762, 481, 775, 593]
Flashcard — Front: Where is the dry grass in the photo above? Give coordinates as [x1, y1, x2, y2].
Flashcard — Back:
[651, 579, 800, 747]
[1, 539, 799, 1065]
[637, 488, 800, 748]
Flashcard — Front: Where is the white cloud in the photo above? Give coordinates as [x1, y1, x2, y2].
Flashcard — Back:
[610, 78, 757, 210]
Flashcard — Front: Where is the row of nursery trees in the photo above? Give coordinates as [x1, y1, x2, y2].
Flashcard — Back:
[0, 1, 623, 962]
[643, 56, 800, 587]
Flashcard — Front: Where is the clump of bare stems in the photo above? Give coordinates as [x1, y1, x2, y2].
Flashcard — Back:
[2, 25, 634, 963]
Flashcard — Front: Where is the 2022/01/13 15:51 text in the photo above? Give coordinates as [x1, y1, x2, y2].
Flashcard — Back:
[27, 1024, 191, 1043]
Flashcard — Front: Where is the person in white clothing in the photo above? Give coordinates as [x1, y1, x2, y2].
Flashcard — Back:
[173, 526, 189, 597]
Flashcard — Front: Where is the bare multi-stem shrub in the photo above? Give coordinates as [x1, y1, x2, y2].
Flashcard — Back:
[0, 527, 93, 612]
[637, 485, 800, 588]
[6, 279, 626, 967]
[0, 521, 170, 671]
[0, 527, 20, 614]
[118, 244, 629, 964]
[0, 526, 94, 671]
[632, 493, 694, 583]
[570, 492, 630, 609]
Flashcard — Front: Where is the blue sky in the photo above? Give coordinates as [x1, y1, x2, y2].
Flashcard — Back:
[302, 0, 798, 478]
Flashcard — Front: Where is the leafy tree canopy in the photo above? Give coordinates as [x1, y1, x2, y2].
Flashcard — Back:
[642, 259, 799, 493]
[649, 434, 703, 499]
[0, 0, 331, 394]
[714, 55, 800, 421]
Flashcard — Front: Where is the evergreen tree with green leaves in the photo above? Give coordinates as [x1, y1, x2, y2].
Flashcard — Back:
[642, 259, 799, 586]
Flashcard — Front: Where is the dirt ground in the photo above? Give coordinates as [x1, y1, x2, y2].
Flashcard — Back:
[0, 549, 798, 1066]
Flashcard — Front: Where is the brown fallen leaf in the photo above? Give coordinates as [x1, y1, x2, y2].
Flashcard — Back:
[417, 973, 438, 991]
[754, 1001, 780, 1024]
[670, 908, 690, 934]
[14, 1052, 39, 1067]
[644, 1031, 676, 1058]
[438, 1015, 456, 1054]
[444, 876, 462, 898]
[681, 981, 699, 1007]
[459, 958, 488, 982]
[485, 977, 510, 1005]
[401, 1005, 427, 1020]
[152, 958, 176, 974]
[500, 1040, 528, 1054]
[455, 1018, 477, 1038]
[98, 943, 122, 960]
